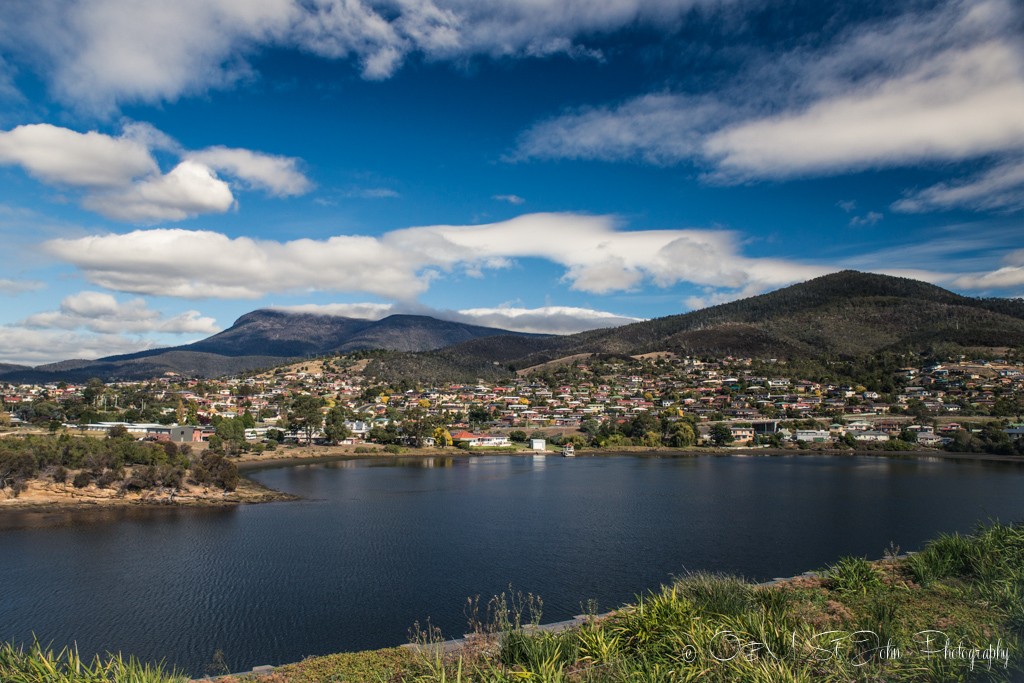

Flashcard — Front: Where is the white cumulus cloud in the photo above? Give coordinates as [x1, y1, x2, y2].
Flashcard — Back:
[0, 123, 156, 187]
[0, 327, 162, 366]
[0, 123, 311, 223]
[82, 160, 236, 223]
[44, 213, 833, 301]
[1, 0, 734, 113]
[187, 146, 312, 196]
[20, 290, 220, 335]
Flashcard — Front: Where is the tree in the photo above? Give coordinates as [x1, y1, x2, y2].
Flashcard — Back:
[82, 378, 105, 406]
[107, 424, 129, 439]
[432, 427, 453, 447]
[627, 412, 660, 438]
[468, 405, 490, 426]
[665, 421, 696, 448]
[401, 407, 432, 447]
[369, 420, 401, 444]
[323, 407, 351, 445]
[215, 418, 247, 453]
[710, 424, 734, 446]
[640, 431, 662, 447]
[29, 400, 62, 425]
[508, 430, 528, 443]
[289, 395, 324, 446]
[579, 419, 601, 440]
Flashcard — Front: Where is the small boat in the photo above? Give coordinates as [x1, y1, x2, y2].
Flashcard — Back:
[561, 443, 575, 457]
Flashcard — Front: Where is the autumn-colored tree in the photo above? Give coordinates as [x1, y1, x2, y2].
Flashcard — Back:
[432, 427, 453, 447]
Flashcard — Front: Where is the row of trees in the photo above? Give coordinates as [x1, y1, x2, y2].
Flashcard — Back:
[0, 431, 239, 498]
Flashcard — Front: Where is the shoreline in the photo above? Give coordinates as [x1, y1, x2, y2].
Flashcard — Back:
[236, 443, 1024, 469]
[0, 477, 297, 513]
[4, 446, 1021, 515]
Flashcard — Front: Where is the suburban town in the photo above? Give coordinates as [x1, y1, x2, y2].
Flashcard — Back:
[4, 351, 1024, 455]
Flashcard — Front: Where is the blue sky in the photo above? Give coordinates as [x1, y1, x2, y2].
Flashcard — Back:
[0, 0, 1022, 366]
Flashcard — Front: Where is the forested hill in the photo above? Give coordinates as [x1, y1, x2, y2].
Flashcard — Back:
[563, 270, 1024, 354]
[426, 271, 1024, 373]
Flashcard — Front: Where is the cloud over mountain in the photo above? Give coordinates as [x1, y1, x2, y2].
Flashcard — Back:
[44, 213, 832, 301]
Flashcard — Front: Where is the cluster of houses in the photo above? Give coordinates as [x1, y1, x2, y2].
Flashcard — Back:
[3, 353, 1023, 448]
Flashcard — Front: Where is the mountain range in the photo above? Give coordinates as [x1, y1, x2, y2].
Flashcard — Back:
[3, 271, 1023, 383]
[0, 312, 543, 382]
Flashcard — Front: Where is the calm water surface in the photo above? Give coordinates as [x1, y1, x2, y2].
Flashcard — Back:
[2, 454, 1024, 675]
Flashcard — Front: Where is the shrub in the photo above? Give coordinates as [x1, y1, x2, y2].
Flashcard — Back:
[72, 472, 92, 488]
[189, 453, 239, 491]
[827, 556, 883, 593]
[95, 470, 120, 489]
[50, 465, 68, 484]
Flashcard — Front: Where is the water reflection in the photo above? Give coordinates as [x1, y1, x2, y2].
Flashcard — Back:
[3, 454, 1024, 676]
[0, 504, 236, 532]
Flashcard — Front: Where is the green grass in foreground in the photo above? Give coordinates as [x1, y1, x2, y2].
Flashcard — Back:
[0, 642, 188, 683]
[6, 522, 1024, 682]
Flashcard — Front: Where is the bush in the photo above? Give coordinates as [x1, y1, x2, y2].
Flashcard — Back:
[0, 451, 38, 489]
[189, 453, 239, 492]
[95, 470, 120, 489]
[827, 556, 882, 593]
[50, 465, 68, 484]
[72, 471, 92, 488]
[383, 444, 402, 454]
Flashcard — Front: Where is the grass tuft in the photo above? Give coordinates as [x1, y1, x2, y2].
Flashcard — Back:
[0, 641, 187, 683]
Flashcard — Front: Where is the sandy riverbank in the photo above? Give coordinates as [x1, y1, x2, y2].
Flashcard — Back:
[0, 475, 296, 512]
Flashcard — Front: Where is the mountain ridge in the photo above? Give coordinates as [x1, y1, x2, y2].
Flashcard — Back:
[0, 310, 544, 382]
[406, 271, 1024, 377]
[3, 271, 1023, 383]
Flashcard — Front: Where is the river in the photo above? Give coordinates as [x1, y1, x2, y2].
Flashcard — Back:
[2, 453, 1023, 675]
